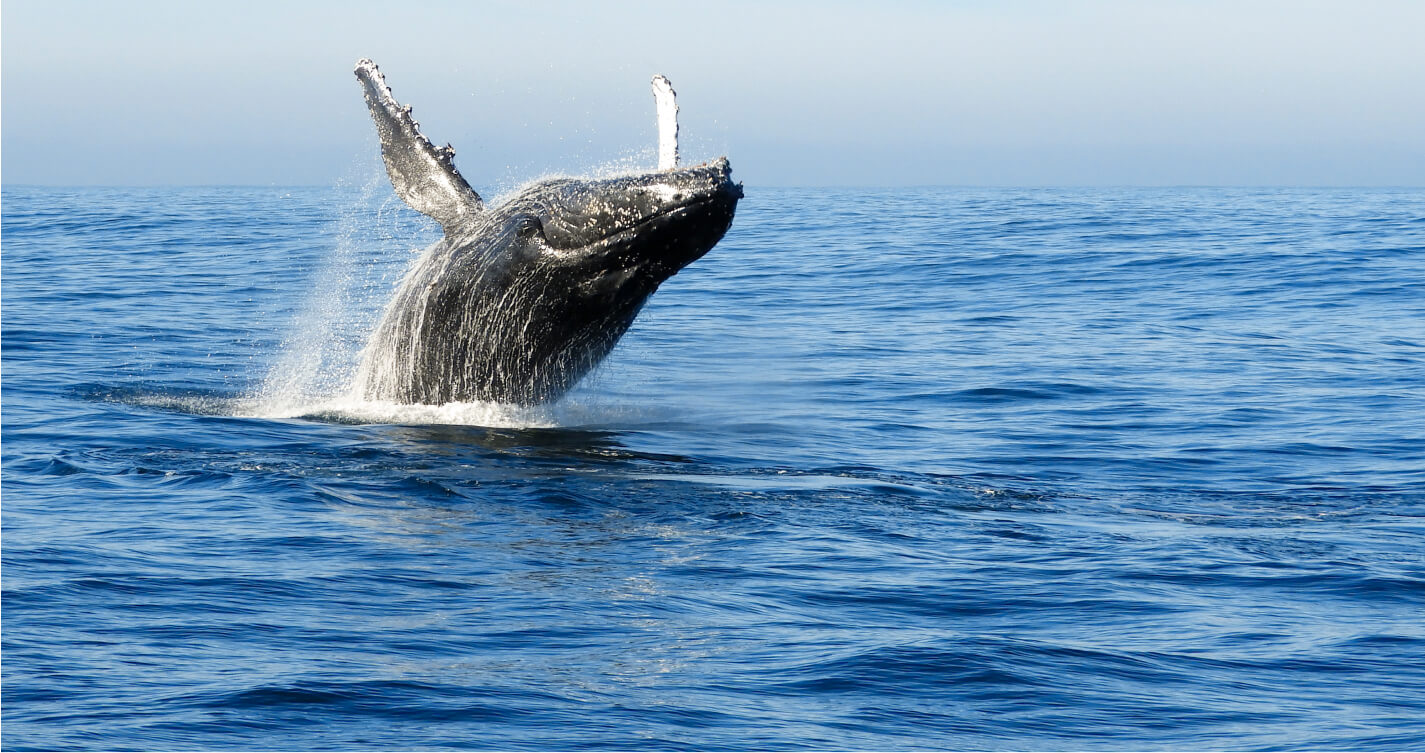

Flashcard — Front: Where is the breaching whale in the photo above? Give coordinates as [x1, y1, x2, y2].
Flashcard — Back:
[350, 59, 741, 405]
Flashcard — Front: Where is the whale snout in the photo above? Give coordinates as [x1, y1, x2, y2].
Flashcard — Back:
[714, 160, 744, 200]
[685, 157, 741, 201]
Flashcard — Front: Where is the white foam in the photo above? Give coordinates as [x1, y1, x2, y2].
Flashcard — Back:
[234, 394, 562, 428]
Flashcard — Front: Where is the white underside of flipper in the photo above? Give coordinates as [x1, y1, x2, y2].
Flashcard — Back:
[355, 58, 484, 232]
[652, 74, 679, 171]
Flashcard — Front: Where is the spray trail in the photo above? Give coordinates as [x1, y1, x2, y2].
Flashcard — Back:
[248, 172, 434, 417]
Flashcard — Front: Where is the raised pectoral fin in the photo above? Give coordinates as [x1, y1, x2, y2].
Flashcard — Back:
[355, 59, 483, 229]
[651, 75, 679, 171]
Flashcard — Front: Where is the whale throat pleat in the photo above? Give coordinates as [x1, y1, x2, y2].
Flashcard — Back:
[355, 59, 484, 230]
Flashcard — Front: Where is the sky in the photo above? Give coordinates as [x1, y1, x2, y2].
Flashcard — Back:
[3, 0, 1423, 187]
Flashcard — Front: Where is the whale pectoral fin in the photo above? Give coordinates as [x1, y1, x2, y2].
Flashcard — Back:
[651, 75, 679, 171]
[355, 59, 483, 229]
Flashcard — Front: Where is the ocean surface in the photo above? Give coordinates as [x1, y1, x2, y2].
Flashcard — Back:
[3, 182, 1424, 751]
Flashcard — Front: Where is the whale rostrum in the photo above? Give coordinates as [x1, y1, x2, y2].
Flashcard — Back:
[350, 59, 741, 406]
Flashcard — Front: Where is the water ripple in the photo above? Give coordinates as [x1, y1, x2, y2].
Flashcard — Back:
[4, 186, 1424, 750]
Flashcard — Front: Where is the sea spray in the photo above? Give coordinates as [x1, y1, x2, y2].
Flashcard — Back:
[249, 172, 437, 417]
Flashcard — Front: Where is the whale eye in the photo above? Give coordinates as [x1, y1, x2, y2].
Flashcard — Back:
[514, 215, 543, 240]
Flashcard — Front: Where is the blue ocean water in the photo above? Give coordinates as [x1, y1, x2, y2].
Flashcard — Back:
[3, 183, 1424, 750]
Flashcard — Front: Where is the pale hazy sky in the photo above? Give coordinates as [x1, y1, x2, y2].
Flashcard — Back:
[3, 0, 1423, 186]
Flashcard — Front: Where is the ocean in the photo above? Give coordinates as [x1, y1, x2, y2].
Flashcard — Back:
[3, 183, 1423, 750]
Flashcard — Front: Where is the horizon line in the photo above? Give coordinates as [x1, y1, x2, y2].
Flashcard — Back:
[5, 182, 1424, 191]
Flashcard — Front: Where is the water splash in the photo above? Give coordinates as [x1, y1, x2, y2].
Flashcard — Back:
[241, 394, 564, 428]
[247, 171, 436, 418]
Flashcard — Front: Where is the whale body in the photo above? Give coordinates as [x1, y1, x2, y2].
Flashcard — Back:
[350, 59, 741, 405]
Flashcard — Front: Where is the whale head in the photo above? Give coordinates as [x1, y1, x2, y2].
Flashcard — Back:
[475, 158, 741, 297]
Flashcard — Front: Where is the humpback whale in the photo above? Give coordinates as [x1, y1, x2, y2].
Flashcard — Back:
[350, 59, 741, 405]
